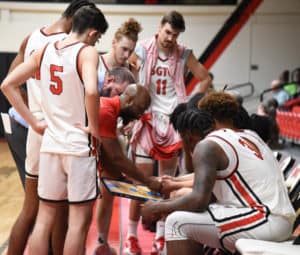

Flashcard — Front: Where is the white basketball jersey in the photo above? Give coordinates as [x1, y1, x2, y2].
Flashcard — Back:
[39, 42, 93, 156]
[149, 52, 177, 115]
[205, 129, 295, 222]
[24, 28, 67, 120]
[97, 55, 109, 92]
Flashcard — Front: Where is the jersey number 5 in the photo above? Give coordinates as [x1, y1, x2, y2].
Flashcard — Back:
[50, 64, 63, 95]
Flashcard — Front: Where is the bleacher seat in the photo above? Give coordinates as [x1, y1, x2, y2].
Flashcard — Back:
[273, 151, 282, 161]
[278, 155, 296, 178]
[235, 238, 299, 255]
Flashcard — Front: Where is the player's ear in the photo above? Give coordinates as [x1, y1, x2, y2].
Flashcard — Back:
[105, 75, 114, 84]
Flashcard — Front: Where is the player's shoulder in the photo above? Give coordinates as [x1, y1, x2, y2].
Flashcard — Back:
[100, 96, 120, 111]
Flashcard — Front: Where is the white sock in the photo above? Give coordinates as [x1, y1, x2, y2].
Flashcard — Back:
[155, 220, 165, 239]
[97, 233, 107, 246]
[127, 219, 139, 238]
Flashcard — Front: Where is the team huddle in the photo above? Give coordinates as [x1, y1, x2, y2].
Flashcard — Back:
[0, 1, 296, 255]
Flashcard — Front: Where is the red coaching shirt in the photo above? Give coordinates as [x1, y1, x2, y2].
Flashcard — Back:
[98, 96, 121, 138]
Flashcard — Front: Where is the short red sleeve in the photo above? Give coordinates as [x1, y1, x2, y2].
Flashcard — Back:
[98, 96, 120, 138]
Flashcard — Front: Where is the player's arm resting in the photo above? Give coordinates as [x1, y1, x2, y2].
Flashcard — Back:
[161, 173, 194, 195]
[8, 35, 29, 73]
[0, 49, 43, 133]
[80, 46, 100, 140]
[101, 137, 161, 192]
[185, 51, 211, 93]
[142, 140, 220, 221]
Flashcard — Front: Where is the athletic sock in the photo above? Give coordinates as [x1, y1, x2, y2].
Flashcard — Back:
[97, 233, 107, 246]
[155, 220, 165, 239]
[127, 219, 139, 238]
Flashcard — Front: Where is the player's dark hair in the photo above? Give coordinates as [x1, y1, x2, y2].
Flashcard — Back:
[175, 108, 215, 138]
[161, 11, 185, 32]
[62, 0, 96, 19]
[170, 93, 205, 130]
[170, 103, 187, 130]
[187, 92, 205, 109]
[72, 5, 108, 34]
[108, 66, 136, 84]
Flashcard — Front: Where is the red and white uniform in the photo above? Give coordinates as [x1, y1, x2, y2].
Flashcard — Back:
[38, 41, 97, 202]
[149, 52, 178, 115]
[24, 28, 66, 177]
[207, 129, 295, 243]
[131, 48, 190, 161]
[165, 129, 295, 252]
[40, 41, 93, 156]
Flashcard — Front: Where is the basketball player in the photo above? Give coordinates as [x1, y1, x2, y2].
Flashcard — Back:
[2, 1, 96, 254]
[126, 11, 211, 255]
[141, 92, 296, 254]
[94, 84, 161, 255]
[98, 18, 142, 94]
[1, 5, 108, 255]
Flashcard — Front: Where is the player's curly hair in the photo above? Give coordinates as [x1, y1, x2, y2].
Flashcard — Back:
[115, 18, 142, 43]
[198, 91, 239, 122]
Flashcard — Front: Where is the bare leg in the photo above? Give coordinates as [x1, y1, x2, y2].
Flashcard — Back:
[7, 177, 38, 255]
[51, 202, 69, 255]
[29, 201, 58, 255]
[128, 162, 154, 224]
[96, 181, 114, 243]
[63, 201, 94, 255]
[166, 240, 203, 255]
[158, 157, 178, 177]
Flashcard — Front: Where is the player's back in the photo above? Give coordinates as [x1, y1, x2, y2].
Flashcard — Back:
[40, 41, 91, 156]
[25, 27, 67, 119]
[207, 129, 295, 220]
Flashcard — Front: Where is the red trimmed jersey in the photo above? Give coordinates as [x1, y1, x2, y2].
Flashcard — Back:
[205, 129, 295, 237]
[39, 41, 93, 156]
[24, 27, 67, 120]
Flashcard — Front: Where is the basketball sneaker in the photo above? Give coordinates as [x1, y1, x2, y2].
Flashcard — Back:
[150, 236, 165, 255]
[123, 236, 142, 255]
[93, 243, 117, 255]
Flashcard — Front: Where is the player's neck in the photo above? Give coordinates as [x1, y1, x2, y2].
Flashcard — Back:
[58, 33, 80, 47]
[215, 120, 237, 131]
[103, 52, 118, 69]
[45, 18, 70, 34]
[157, 41, 171, 56]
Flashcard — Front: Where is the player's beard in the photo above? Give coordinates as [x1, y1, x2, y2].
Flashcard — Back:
[119, 107, 138, 126]
[100, 87, 112, 97]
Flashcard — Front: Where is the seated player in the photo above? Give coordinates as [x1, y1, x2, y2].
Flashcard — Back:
[141, 91, 296, 255]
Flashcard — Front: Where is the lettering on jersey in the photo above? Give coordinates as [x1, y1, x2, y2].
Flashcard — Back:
[239, 137, 263, 160]
[151, 66, 170, 95]
[50, 64, 63, 95]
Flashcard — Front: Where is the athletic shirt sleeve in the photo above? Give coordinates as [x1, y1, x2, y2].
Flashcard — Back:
[98, 96, 121, 138]
[134, 42, 146, 62]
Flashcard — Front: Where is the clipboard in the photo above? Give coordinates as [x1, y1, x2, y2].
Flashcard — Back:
[101, 177, 162, 201]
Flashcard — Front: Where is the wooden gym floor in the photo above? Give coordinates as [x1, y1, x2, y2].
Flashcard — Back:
[0, 139, 24, 254]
